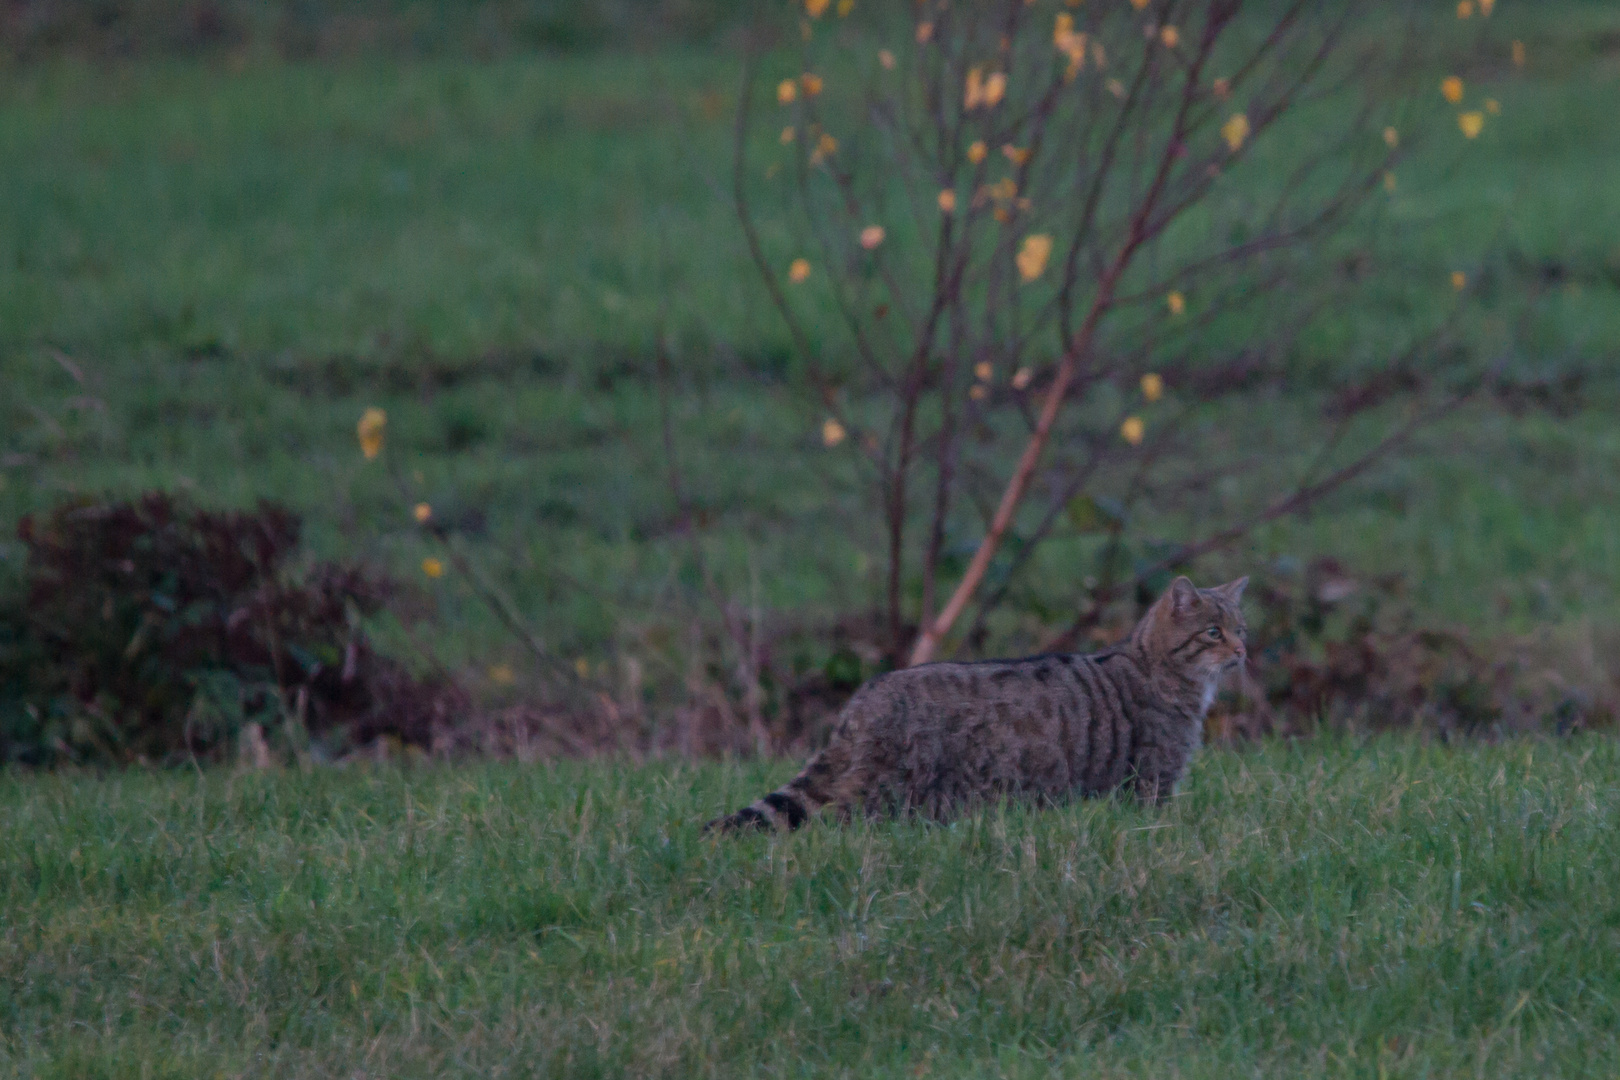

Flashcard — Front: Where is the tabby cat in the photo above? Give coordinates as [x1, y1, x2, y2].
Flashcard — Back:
[707, 576, 1247, 832]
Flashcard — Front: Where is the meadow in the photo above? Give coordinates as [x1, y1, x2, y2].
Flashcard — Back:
[2, 4, 1619, 687]
[4, 738, 1619, 1077]
[3, 3, 1620, 1074]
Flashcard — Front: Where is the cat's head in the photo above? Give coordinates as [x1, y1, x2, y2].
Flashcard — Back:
[1134, 576, 1248, 685]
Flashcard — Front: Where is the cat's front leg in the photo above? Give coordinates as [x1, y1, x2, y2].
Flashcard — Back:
[1127, 742, 1185, 806]
[1131, 770, 1175, 805]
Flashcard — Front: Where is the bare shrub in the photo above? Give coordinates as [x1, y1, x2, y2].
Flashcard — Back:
[736, 0, 1507, 666]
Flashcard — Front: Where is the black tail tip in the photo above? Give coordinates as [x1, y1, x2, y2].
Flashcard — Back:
[704, 806, 771, 834]
[762, 791, 809, 829]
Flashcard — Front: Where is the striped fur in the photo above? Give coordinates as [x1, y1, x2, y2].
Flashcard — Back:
[706, 576, 1247, 833]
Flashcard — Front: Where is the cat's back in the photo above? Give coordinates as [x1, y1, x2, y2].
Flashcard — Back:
[852, 649, 1138, 716]
[836, 650, 1141, 812]
[850, 651, 1091, 715]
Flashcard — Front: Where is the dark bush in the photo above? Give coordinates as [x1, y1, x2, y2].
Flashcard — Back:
[0, 492, 466, 766]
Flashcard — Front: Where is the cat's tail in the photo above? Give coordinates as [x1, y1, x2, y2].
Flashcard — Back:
[704, 743, 850, 834]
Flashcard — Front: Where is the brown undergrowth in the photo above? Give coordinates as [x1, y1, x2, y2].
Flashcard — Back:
[4, 494, 1612, 769]
[450, 558, 1620, 763]
[1206, 557, 1619, 743]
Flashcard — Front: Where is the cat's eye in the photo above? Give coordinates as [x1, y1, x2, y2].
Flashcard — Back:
[1206, 626, 1223, 640]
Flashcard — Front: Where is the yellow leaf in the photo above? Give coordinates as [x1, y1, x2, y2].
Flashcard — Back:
[1130, 0, 1148, 8]
[1121, 416, 1145, 445]
[1458, 111, 1484, 139]
[1011, 367, 1033, 390]
[800, 73, 824, 97]
[916, 21, 933, 43]
[357, 407, 386, 460]
[1140, 373, 1163, 402]
[1167, 291, 1186, 316]
[1457, 0, 1473, 18]
[1016, 234, 1053, 282]
[860, 225, 886, 250]
[488, 664, 515, 685]
[969, 385, 989, 401]
[822, 417, 847, 446]
[780, 125, 796, 144]
[1383, 126, 1398, 148]
[1384, 171, 1397, 193]
[789, 258, 811, 283]
[964, 67, 984, 110]
[1159, 25, 1179, 48]
[836, 0, 854, 15]
[413, 502, 432, 523]
[777, 79, 797, 105]
[1003, 144, 1030, 166]
[879, 49, 896, 70]
[817, 132, 838, 155]
[1212, 77, 1230, 100]
[1480, 0, 1494, 13]
[1485, 98, 1500, 115]
[967, 140, 988, 164]
[1451, 271, 1467, 291]
[422, 557, 444, 579]
[974, 361, 993, 381]
[984, 71, 1006, 107]
[1106, 78, 1126, 99]
[1441, 76, 1463, 104]
[805, 0, 828, 16]
[574, 657, 590, 679]
[1221, 113, 1250, 152]
[1511, 40, 1524, 67]
[1055, 16, 1087, 78]
[938, 189, 957, 213]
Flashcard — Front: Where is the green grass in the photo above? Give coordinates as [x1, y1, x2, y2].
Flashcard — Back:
[2, 6, 1620, 690]
[3, 737, 1618, 1076]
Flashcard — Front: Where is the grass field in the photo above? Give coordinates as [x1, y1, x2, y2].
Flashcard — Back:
[2, 737, 1617, 1077]
[2, 4, 1619, 690]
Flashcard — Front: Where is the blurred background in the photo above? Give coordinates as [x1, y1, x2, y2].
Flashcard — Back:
[2, 0, 1618, 765]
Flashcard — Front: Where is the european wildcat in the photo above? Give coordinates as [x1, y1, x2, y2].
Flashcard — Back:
[706, 576, 1247, 832]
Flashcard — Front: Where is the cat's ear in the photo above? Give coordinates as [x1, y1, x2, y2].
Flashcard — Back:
[1213, 576, 1248, 603]
[1166, 576, 1199, 615]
